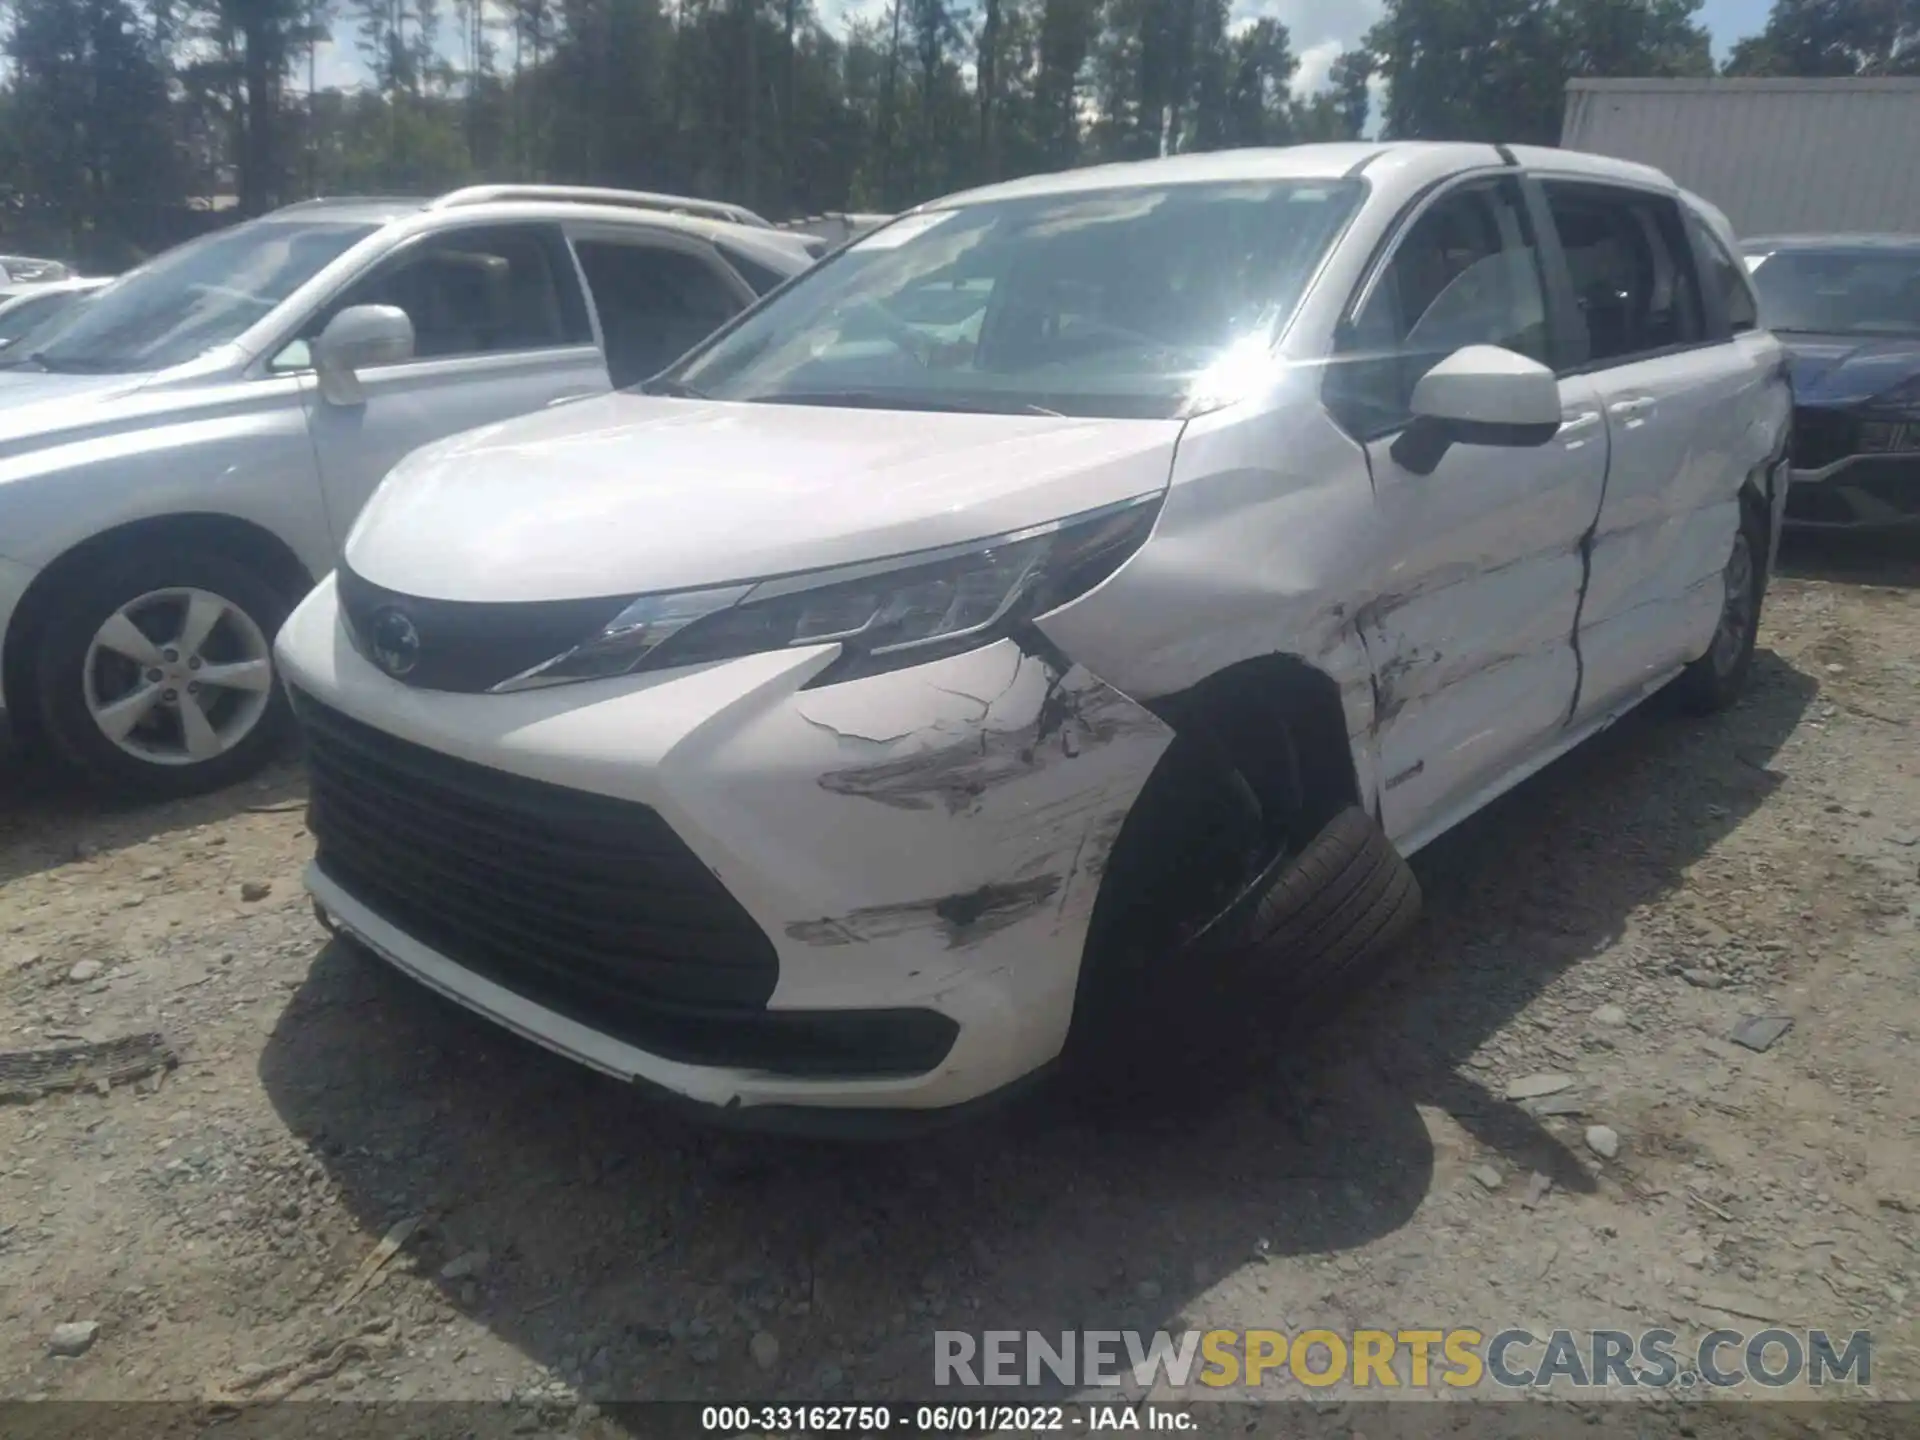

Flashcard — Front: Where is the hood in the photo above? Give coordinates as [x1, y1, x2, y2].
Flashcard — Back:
[0, 369, 156, 448]
[344, 394, 1184, 602]
[1779, 333, 1920, 409]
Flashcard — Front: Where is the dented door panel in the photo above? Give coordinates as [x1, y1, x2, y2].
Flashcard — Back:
[1032, 362, 1608, 849]
[1574, 566, 1724, 721]
[1357, 372, 1608, 842]
[1571, 344, 1763, 721]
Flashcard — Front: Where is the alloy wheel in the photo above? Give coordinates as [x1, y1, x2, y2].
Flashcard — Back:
[81, 587, 275, 767]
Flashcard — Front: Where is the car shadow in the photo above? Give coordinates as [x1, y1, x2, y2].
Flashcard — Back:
[258, 648, 1816, 1410]
[0, 741, 308, 887]
[1777, 529, 1920, 590]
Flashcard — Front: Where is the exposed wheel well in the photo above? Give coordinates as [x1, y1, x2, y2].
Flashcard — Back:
[3, 514, 315, 742]
[1146, 653, 1362, 840]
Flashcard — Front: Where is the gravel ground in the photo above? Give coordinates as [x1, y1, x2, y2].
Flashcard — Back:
[3, 536, 1918, 1430]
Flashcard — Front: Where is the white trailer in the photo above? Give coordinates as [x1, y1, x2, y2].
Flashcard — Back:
[1561, 77, 1920, 238]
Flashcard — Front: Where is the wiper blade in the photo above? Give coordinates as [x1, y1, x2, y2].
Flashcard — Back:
[751, 390, 1064, 418]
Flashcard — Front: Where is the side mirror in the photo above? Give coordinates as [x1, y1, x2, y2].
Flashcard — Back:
[1390, 344, 1562, 476]
[313, 304, 414, 406]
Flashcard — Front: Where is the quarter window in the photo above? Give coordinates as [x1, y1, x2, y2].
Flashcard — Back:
[574, 241, 747, 388]
[1542, 183, 1705, 364]
[1328, 180, 1550, 438]
[717, 243, 794, 296]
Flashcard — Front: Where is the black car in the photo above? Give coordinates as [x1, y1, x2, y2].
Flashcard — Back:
[1742, 234, 1920, 529]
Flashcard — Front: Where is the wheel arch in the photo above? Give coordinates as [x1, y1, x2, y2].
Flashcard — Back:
[1065, 649, 1380, 1069]
[1144, 651, 1365, 833]
[1071, 654, 1364, 984]
[3, 512, 315, 740]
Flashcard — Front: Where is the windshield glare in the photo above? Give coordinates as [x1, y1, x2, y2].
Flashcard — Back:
[669, 180, 1365, 419]
[32, 220, 376, 373]
[1745, 248, 1920, 338]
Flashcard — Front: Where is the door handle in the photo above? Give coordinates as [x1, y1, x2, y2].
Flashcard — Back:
[1558, 409, 1600, 449]
[1607, 396, 1656, 417]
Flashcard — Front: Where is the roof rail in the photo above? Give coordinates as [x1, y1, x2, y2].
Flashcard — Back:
[427, 185, 773, 229]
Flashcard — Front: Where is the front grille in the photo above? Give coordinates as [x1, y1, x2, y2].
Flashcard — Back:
[336, 565, 629, 693]
[1791, 407, 1856, 470]
[295, 691, 957, 1077]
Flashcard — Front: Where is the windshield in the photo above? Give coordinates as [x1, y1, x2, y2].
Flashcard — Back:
[0, 291, 83, 350]
[1744, 247, 1920, 338]
[667, 179, 1365, 419]
[29, 219, 376, 373]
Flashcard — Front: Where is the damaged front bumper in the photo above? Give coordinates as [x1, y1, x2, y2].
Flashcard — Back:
[278, 574, 1173, 1120]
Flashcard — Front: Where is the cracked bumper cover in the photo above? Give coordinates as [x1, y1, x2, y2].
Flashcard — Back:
[277, 573, 1174, 1115]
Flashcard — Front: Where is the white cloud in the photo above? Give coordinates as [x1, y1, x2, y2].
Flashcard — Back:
[308, 39, 368, 93]
[1290, 37, 1342, 97]
[1232, 0, 1382, 96]
[824, 0, 891, 27]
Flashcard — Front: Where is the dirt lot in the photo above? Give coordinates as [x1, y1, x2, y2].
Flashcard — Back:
[3, 537, 1919, 1428]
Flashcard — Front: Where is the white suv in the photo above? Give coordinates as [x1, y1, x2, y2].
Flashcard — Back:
[0, 186, 809, 796]
[278, 143, 1792, 1132]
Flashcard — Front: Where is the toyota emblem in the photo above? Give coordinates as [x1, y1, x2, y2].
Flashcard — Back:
[368, 606, 421, 678]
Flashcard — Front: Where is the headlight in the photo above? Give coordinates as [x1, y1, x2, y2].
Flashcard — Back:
[492, 494, 1162, 692]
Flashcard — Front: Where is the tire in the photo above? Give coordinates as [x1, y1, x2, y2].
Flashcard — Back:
[1670, 499, 1767, 716]
[34, 548, 294, 800]
[1193, 805, 1422, 1007]
[1068, 803, 1421, 1095]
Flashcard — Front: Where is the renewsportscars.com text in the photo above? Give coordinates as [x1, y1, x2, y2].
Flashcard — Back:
[934, 1327, 1872, 1391]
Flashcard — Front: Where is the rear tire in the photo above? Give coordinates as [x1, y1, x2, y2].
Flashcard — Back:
[34, 548, 294, 800]
[1671, 499, 1767, 715]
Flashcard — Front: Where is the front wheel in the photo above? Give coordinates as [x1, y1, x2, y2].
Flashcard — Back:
[34, 549, 294, 799]
[1671, 501, 1767, 715]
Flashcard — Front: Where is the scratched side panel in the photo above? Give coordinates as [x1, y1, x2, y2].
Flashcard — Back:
[1358, 555, 1583, 830]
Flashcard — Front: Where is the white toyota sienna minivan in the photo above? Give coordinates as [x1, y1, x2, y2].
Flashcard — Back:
[277, 142, 1792, 1132]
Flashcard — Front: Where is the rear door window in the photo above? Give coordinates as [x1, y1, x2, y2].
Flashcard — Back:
[1540, 183, 1706, 366]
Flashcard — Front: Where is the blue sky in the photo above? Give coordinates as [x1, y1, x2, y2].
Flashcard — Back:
[313, 0, 1777, 100]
